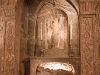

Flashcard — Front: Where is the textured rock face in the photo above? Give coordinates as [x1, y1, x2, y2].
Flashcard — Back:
[0, 0, 25, 75]
[0, 0, 100, 75]
[30, 58, 80, 75]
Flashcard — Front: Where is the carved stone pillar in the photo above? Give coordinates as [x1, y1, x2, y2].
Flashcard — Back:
[0, 0, 24, 75]
[80, 0, 99, 75]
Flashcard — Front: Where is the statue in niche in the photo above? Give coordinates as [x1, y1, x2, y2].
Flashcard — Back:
[46, 22, 52, 49]
[46, 16, 65, 49]
[52, 18, 60, 48]
[59, 16, 65, 49]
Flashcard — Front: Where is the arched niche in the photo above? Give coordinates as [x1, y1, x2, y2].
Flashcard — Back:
[36, 8, 69, 48]
[34, 0, 79, 57]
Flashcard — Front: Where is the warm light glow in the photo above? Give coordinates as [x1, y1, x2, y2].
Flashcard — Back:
[39, 62, 75, 74]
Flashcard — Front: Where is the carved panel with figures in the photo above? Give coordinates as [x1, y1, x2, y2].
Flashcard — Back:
[80, 15, 96, 75]
[4, 20, 15, 75]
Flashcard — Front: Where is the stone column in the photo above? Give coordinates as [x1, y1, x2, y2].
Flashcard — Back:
[80, 0, 99, 75]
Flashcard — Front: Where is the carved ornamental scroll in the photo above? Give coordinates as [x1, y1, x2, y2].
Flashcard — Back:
[0, 0, 21, 75]
[80, 0, 99, 75]
[4, 20, 15, 75]
[0, 7, 16, 75]
[80, 15, 97, 75]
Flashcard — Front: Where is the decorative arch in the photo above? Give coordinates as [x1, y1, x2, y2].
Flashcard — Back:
[34, 0, 78, 27]
[34, 0, 79, 56]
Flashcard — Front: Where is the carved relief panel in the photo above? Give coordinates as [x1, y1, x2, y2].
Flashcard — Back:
[2, 8, 15, 17]
[80, 15, 96, 75]
[4, 20, 15, 75]
[80, 1, 98, 14]
[0, 0, 24, 75]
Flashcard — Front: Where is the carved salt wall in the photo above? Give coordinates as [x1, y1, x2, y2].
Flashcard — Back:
[0, 0, 25, 75]
[2, 7, 16, 75]
[0, 0, 99, 75]
[27, 0, 42, 56]
[20, 1, 28, 61]
[20, 2, 28, 75]
[80, 15, 96, 75]
[0, 6, 16, 75]
[4, 20, 15, 75]
[80, 0, 99, 75]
